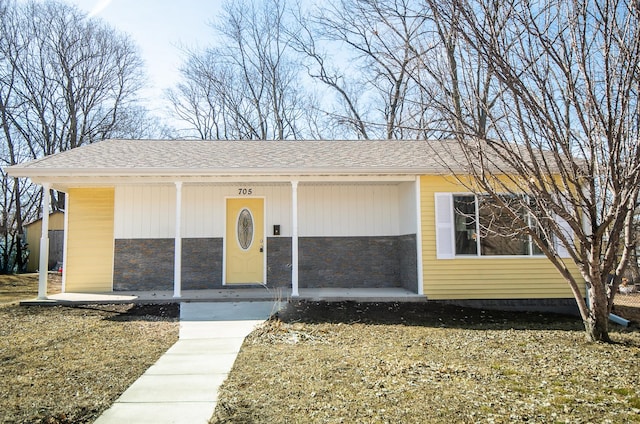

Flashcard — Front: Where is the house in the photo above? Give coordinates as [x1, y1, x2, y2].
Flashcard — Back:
[24, 211, 65, 272]
[7, 139, 580, 312]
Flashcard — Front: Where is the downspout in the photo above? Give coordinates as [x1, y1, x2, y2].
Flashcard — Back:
[38, 184, 51, 300]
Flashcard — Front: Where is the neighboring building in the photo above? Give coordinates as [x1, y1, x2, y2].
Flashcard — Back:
[7, 139, 581, 312]
[24, 211, 65, 272]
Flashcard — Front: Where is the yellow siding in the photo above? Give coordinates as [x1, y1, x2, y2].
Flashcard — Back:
[65, 188, 114, 292]
[420, 175, 581, 299]
[25, 211, 65, 272]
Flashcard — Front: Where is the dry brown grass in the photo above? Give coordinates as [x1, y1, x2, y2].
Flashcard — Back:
[212, 301, 640, 424]
[0, 275, 179, 424]
[0, 273, 61, 304]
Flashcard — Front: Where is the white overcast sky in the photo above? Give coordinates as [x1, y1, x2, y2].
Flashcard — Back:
[68, 0, 224, 110]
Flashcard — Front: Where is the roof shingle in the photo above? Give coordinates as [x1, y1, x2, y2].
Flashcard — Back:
[7, 139, 472, 177]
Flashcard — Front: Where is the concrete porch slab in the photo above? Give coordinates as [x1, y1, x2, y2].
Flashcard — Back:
[297, 288, 426, 302]
[21, 287, 424, 306]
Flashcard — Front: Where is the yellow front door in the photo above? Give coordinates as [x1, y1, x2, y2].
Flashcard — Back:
[225, 198, 264, 284]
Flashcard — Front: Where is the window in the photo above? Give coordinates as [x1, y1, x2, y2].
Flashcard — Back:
[452, 194, 545, 257]
[237, 208, 254, 250]
[454, 195, 477, 255]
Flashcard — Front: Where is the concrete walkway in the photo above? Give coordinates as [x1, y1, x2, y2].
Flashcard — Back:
[94, 301, 281, 424]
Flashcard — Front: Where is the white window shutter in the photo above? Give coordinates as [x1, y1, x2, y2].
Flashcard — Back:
[554, 213, 572, 259]
[434, 193, 455, 259]
[551, 193, 575, 259]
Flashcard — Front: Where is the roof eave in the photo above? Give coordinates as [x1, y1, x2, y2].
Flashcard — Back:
[7, 166, 448, 179]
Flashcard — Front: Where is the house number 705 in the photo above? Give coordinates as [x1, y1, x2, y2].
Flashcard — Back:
[238, 188, 253, 195]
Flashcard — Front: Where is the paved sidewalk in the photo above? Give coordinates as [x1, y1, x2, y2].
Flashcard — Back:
[94, 301, 281, 424]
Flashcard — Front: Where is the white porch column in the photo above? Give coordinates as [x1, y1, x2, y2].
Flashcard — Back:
[291, 180, 299, 297]
[415, 176, 424, 295]
[38, 184, 51, 300]
[173, 181, 183, 298]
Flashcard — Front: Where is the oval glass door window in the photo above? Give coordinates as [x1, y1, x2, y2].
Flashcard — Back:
[237, 208, 254, 250]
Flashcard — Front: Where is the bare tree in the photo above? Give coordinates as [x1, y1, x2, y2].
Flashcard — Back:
[167, 53, 236, 140]
[0, 0, 147, 272]
[409, 0, 506, 138]
[293, 0, 434, 140]
[168, 0, 312, 140]
[430, 0, 640, 342]
[12, 0, 145, 154]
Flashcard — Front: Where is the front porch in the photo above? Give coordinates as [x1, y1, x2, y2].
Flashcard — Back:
[30, 177, 425, 300]
[22, 287, 425, 306]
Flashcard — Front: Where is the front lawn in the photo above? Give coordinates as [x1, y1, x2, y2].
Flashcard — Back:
[0, 273, 61, 304]
[0, 275, 179, 423]
[212, 301, 640, 423]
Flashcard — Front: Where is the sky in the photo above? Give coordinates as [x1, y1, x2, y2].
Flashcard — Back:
[67, 0, 224, 115]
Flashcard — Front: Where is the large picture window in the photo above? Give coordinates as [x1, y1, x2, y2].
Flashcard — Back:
[453, 194, 545, 257]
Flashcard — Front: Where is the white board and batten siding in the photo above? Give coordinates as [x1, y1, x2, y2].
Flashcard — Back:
[114, 185, 176, 238]
[181, 185, 292, 238]
[298, 184, 402, 237]
[114, 184, 291, 238]
[114, 182, 416, 239]
[398, 181, 417, 235]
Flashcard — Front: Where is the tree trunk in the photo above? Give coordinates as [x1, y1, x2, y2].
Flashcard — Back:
[584, 316, 611, 343]
[585, 282, 611, 342]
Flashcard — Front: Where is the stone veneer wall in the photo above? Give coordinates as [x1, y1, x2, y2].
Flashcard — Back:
[182, 238, 223, 289]
[113, 239, 174, 291]
[398, 234, 418, 291]
[267, 237, 292, 288]
[298, 236, 417, 290]
[114, 235, 418, 291]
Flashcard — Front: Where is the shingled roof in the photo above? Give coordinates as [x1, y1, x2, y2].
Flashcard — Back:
[7, 139, 474, 177]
